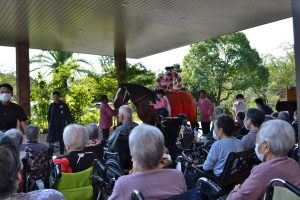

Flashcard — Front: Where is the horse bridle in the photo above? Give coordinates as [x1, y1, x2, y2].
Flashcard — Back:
[122, 87, 148, 104]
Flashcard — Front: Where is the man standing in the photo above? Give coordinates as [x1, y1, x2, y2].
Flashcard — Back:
[107, 105, 138, 169]
[47, 91, 73, 155]
[254, 97, 273, 115]
[232, 94, 247, 120]
[0, 83, 27, 132]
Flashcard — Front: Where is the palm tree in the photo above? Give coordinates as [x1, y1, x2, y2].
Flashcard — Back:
[31, 50, 93, 92]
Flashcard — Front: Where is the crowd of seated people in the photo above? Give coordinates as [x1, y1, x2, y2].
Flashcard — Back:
[227, 119, 300, 200]
[1, 95, 300, 200]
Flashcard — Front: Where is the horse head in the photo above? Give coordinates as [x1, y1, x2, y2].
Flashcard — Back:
[114, 84, 130, 109]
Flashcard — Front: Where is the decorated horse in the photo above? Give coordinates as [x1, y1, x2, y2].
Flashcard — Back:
[114, 83, 198, 158]
[114, 83, 197, 126]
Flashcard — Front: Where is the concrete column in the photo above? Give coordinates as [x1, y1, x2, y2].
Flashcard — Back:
[292, 0, 300, 162]
[114, 51, 126, 84]
[16, 43, 30, 117]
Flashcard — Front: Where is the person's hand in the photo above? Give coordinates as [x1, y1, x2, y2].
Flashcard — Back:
[149, 101, 154, 105]
[233, 184, 241, 190]
[158, 153, 172, 168]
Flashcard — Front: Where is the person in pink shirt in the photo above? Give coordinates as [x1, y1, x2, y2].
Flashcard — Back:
[149, 89, 171, 122]
[195, 90, 214, 135]
[99, 95, 117, 140]
[227, 119, 300, 200]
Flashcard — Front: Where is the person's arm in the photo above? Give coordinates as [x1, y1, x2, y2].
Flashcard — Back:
[227, 165, 267, 200]
[64, 103, 74, 124]
[203, 142, 219, 171]
[108, 177, 125, 200]
[17, 105, 28, 132]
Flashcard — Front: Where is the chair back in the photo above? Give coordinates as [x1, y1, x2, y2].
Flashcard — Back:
[56, 167, 93, 200]
[265, 178, 300, 200]
[131, 190, 145, 200]
[84, 142, 104, 161]
[218, 148, 259, 192]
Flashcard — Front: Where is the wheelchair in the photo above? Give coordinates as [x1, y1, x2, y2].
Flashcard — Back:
[21, 144, 56, 192]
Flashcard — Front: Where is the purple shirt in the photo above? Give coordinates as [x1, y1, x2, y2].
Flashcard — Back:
[99, 103, 115, 129]
[195, 98, 214, 122]
[227, 156, 300, 200]
[108, 169, 187, 200]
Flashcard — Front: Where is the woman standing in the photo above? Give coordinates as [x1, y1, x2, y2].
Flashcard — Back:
[195, 90, 214, 135]
[47, 91, 73, 155]
[99, 95, 117, 141]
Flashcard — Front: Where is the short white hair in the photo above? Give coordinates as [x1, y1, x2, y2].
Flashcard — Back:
[63, 124, 89, 151]
[5, 129, 23, 145]
[119, 105, 132, 119]
[129, 124, 164, 169]
[257, 120, 295, 156]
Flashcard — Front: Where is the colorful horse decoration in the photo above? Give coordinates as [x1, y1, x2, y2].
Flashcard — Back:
[114, 83, 197, 126]
[156, 66, 183, 93]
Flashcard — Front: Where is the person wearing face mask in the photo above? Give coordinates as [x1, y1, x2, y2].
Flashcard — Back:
[0, 83, 27, 132]
[202, 114, 244, 177]
[232, 94, 247, 120]
[241, 108, 265, 150]
[227, 120, 300, 200]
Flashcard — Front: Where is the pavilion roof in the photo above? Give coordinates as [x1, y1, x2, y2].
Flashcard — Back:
[0, 0, 291, 58]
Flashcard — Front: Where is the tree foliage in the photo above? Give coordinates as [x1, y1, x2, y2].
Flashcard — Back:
[182, 32, 269, 105]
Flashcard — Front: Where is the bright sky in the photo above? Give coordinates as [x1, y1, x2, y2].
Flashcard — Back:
[0, 18, 294, 74]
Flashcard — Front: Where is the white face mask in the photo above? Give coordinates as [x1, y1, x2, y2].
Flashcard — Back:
[0, 93, 11, 103]
[213, 130, 219, 140]
[255, 143, 264, 162]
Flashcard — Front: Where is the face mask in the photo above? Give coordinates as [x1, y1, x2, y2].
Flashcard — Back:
[213, 130, 219, 140]
[0, 93, 11, 103]
[255, 143, 264, 162]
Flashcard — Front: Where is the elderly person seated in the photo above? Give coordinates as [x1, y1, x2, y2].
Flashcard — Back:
[85, 123, 102, 146]
[203, 115, 244, 176]
[54, 124, 97, 173]
[241, 108, 265, 150]
[20, 125, 47, 154]
[0, 135, 64, 200]
[5, 128, 23, 145]
[107, 105, 138, 169]
[278, 111, 292, 124]
[108, 124, 187, 200]
[227, 119, 300, 200]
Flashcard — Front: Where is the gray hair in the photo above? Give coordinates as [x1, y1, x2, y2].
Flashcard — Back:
[0, 136, 20, 198]
[5, 129, 23, 145]
[257, 119, 295, 156]
[129, 124, 164, 169]
[63, 124, 89, 151]
[214, 106, 224, 116]
[278, 111, 290, 122]
[85, 123, 99, 139]
[24, 125, 40, 141]
[119, 105, 133, 120]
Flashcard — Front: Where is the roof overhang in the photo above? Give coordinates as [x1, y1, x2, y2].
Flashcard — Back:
[0, 0, 292, 58]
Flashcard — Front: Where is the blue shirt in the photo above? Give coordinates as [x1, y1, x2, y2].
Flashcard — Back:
[241, 130, 257, 150]
[203, 137, 244, 176]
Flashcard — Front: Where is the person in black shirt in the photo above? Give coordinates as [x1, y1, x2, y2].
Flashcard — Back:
[255, 97, 273, 115]
[53, 124, 97, 173]
[0, 83, 27, 132]
[47, 91, 73, 154]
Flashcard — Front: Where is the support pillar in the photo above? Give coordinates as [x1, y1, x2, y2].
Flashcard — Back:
[292, 0, 300, 163]
[16, 43, 30, 117]
[114, 51, 127, 84]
